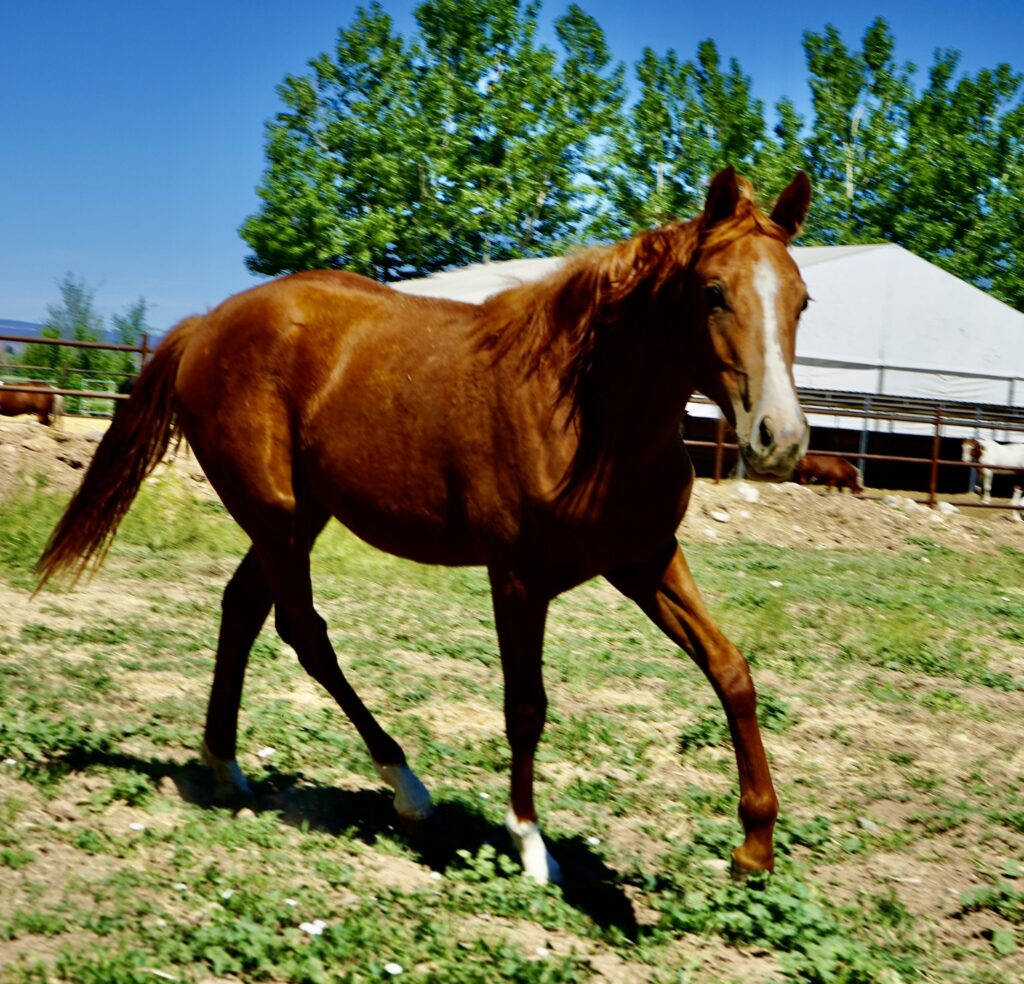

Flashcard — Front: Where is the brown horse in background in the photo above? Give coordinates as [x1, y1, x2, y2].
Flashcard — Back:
[796, 453, 862, 494]
[37, 167, 811, 883]
[0, 379, 64, 426]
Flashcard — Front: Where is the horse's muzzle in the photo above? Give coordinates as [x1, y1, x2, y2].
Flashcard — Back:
[741, 414, 809, 479]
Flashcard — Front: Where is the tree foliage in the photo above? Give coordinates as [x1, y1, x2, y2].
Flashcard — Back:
[241, 4, 1024, 312]
[18, 275, 149, 386]
[240, 0, 622, 281]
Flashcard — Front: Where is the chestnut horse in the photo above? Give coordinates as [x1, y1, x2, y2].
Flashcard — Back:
[37, 167, 811, 883]
[0, 379, 64, 427]
[795, 453, 862, 494]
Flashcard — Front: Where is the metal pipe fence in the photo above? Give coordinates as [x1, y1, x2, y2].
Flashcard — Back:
[3, 331, 1022, 514]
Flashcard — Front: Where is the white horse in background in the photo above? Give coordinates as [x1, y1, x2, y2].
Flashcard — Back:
[962, 437, 1024, 521]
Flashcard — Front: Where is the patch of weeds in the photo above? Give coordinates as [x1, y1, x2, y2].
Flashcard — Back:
[908, 803, 972, 835]
[0, 711, 130, 788]
[960, 882, 1024, 925]
[91, 771, 154, 808]
[73, 828, 113, 855]
[1, 908, 69, 941]
[678, 712, 730, 752]
[447, 843, 587, 933]
[0, 845, 37, 869]
[656, 865, 907, 983]
[679, 690, 791, 754]
[919, 688, 969, 713]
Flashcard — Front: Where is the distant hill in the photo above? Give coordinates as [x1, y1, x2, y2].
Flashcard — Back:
[0, 319, 44, 338]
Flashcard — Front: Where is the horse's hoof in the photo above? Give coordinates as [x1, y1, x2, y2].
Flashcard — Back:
[201, 741, 253, 802]
[376, 763, 435, 823]
[730, 849, 773, 883]
[506, 810, 563, 886]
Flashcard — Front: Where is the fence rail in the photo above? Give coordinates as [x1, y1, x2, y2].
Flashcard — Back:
[3, 331, 1022, 514]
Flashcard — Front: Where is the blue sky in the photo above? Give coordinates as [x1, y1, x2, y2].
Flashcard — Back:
[2, 1, 1022, 332]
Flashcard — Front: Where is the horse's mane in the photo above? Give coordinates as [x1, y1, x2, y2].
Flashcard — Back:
[476, 198, 786, 386]
[473, 200, 787, 497]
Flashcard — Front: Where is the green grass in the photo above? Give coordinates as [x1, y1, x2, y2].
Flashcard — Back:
[0, 480, 1022, 982]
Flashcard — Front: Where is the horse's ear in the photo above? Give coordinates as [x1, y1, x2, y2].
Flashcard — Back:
[770, 172, 812, 238]
[703, 166, 741, 228]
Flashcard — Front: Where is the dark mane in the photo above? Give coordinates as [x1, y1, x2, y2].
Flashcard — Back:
[476, 220, 698, 395]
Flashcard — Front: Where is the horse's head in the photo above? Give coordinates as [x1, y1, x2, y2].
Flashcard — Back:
[962, 438, 983, 464]
[689, 167, 811, 479]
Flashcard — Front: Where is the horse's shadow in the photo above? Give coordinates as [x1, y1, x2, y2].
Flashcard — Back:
[58, 751, 640, 937]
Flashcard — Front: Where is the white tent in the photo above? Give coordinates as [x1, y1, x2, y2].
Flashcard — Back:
[394, 244, 1024, 436]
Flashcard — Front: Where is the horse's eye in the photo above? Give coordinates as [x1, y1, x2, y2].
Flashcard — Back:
[705, 284, 726, 309]
[800, 295, 811, 312]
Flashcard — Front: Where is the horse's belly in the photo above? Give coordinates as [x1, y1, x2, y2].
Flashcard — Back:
[305, 454, 485, 567]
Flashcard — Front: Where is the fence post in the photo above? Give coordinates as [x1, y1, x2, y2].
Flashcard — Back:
[139, 332, 151, 369]
[714, 414, 725, 484]
[928, 409, 942, 508]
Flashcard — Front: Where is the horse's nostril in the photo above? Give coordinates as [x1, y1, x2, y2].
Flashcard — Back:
[758, 417, 774, 451]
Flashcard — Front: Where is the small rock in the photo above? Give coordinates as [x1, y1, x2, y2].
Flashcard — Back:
[235, 807, 256, 820]
[384, 963, 404, 976]
[709, 509, 731, 523]
[50, 800, 81, 822]
[768, 580, 783, 588]
[734, 482, 760, 504]
[936, 501, 959, 515]
[857, 817, 880, 834]
[156, 776, 177, 797]
[703, 527, 719, 539]
[701, 858, 730, 873]
[299, 919, 327, 936]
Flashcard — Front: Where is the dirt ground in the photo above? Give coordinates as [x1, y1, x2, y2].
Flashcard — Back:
[2, 414, 1021, 555]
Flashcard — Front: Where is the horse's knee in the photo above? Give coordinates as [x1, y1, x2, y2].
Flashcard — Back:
[505, 698, 547, 750]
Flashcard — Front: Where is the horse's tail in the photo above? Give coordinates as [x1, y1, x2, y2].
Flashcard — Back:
[35, 315, 204, 591]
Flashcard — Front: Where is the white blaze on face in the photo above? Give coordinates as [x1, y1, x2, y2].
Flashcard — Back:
[751, 259, 804, 450]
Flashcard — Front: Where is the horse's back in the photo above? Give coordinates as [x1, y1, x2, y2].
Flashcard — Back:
[174, 271, 495, 563]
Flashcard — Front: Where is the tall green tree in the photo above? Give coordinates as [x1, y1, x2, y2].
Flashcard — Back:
[602, 39, 799, 234]
[801, 18, 913, 244]
[972, 101, 1024, 309]
[22, 274, 109, 377]
[241, 0, 623, 280]
[895, 53, 1022, 286]
[111, 298, 151, 376]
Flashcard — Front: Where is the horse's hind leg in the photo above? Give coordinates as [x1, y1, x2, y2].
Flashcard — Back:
[490, 569, 560, 883]
[200, 548, 275, 799]
[608, 542, 778, 875]
[250, 511, 433, 823]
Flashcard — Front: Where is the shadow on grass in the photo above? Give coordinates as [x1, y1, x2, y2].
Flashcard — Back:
[37, 750, 640, 938]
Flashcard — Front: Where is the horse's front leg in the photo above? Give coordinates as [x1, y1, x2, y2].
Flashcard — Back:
[982, 468, 993, 503]
[489, 568, 561, 884]
[608, 542, 778, 874]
